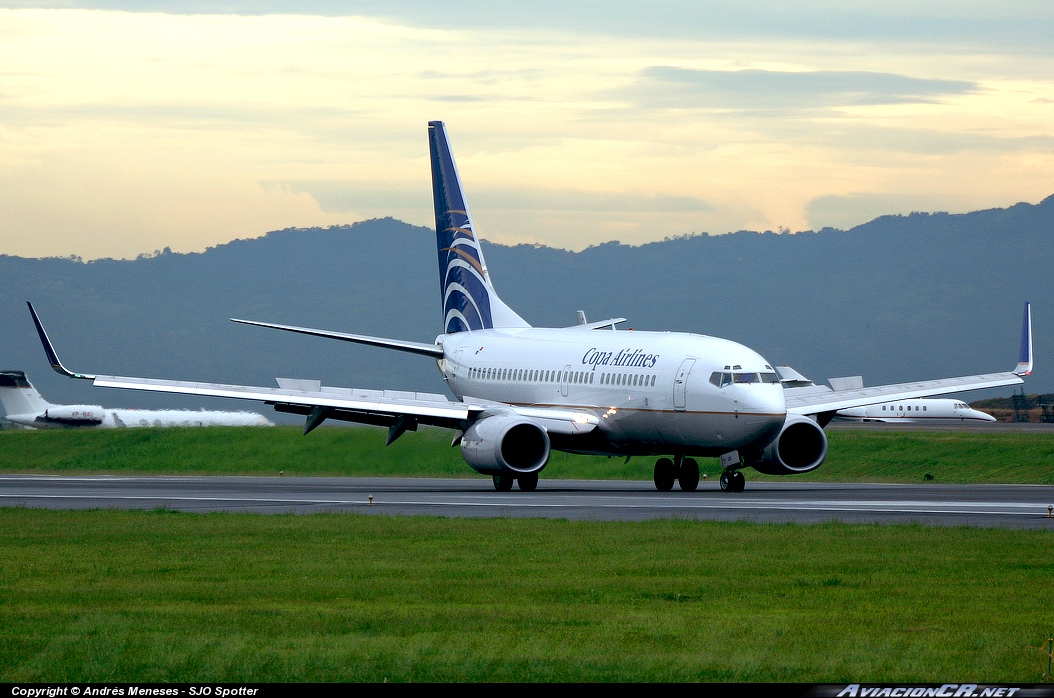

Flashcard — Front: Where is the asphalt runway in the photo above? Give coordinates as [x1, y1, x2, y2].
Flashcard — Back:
[3, 474, 1054, 529]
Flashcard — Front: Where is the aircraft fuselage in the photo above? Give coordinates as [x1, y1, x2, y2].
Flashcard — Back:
[439, 327, 787, 457]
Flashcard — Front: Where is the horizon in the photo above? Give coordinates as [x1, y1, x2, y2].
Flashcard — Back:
[5, 192, 1052, 263]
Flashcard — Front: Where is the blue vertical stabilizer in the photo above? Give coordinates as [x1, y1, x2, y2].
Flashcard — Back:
[428, 121, 529, 334]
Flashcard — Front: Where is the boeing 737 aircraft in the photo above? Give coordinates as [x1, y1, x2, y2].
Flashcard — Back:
[26, 121, 1033, 492]
[0, 370, 272, 429]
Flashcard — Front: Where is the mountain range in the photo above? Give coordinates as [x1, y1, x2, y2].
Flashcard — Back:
[2, 194, 1052, 418]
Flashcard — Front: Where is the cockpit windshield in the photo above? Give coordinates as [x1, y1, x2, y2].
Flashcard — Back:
[711, 371, 780, 387]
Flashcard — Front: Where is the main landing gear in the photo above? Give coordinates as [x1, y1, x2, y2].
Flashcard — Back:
[493, 472, 538, 492]
[653, 456, 700, 492]
[719, 470, 745, 492]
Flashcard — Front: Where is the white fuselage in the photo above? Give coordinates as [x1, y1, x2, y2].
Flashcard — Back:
[835, 399, 995, 423]
[4, 406, 272, 430]
[439, 327, 787, 456]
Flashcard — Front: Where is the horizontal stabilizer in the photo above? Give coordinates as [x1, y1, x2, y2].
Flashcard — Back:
[566, 318, 627, 331]
[231, 318, 444, 358]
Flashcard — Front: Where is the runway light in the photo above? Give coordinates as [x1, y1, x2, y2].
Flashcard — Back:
[369, 495, 374, 506]
[1048, 505, 1052, 518]
[279, 470, 284, 477]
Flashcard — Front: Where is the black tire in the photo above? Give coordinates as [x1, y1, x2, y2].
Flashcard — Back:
[678, 458, 700, 492]
[719, 471, 731, 492]
[517, 472, 539, 492]
[654, 458, 675, 491]
[731, 471, 746, 492]
[493, 473, 514, 491]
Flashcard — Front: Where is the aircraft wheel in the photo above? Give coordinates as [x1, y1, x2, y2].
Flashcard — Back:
[654, 458, 675, 491]
[678, 458, 699, 492]
[493, 473, 515, 491]
[517, 472, 538, 492]
[720, 470, 746, 492]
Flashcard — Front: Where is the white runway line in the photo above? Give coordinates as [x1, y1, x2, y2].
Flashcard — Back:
[1, 491, 1050, 517]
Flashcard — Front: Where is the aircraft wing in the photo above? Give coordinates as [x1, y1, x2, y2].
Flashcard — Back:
[27, 302, 599, 439]
[90, 374, 478, 433]
[785, 371, 1023, 416]
[787, 301, 1033, 417]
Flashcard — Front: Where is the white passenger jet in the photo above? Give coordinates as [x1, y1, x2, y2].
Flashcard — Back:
[834, 400, 996, 423]
[0, 370, 272, 429]
[26, 121, 1033, 492]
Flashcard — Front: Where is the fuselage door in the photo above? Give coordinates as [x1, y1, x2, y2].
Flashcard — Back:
[673, 358, 696, 411]
[451, 348, 465, 395]
[560, 364, 571, 398]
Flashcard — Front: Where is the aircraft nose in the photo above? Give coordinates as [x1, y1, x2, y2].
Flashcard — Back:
[738, 385, 787, 414]
[975, 409, 997, 422]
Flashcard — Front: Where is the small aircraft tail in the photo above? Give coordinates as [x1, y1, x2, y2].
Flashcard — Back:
[428, 121, 530, 334]
[0, 371, 51, 417]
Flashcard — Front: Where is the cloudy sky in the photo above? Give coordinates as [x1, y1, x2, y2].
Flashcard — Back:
[1, 1, 1052, 258]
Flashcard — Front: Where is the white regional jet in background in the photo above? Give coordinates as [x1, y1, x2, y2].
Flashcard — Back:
[0, 370, 272, 429]
[834, 400, 996, 423]
[26, 121, 1034, 492]
[772, 368, 998, 423]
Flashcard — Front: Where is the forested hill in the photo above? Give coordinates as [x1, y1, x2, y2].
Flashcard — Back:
[2, 194, 1052, 413]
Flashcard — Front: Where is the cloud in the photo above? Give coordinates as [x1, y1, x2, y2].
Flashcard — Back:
[804, 192, 969, 230]
[631, 67, 978, 111]
[286, 181, 714, 215]
[2, 1, 1053, 52]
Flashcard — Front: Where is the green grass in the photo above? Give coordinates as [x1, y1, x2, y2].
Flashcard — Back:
[3, 426, 1054, 484]
[1, 508, 1052, 682]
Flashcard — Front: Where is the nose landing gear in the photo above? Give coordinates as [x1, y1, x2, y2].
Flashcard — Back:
[719, 470, 745, 492]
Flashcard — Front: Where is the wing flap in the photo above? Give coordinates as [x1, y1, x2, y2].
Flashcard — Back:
[786, 371, 1023, 415]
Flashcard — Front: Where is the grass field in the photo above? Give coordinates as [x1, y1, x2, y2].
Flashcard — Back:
[1, 507, 1052, 682]
[2, 425, 1054, 484]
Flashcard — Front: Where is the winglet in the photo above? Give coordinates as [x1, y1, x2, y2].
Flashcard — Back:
[1014, 301, 1033, 376]
[26, 302, 96, 380]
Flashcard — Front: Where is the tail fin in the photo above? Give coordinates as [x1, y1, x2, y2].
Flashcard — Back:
[1015, 301, 1033, 376]
[428, 121, 529, 334]
[0, 371, 51, 416]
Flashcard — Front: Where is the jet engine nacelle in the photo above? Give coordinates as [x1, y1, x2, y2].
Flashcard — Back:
[40, 405, 106, 426]
[748, 413, 828, 475]
[460, 414, 551, 475]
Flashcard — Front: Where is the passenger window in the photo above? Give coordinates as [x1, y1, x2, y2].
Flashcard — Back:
[923, 406, 927, 411]
[882, 405, 886, 411]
